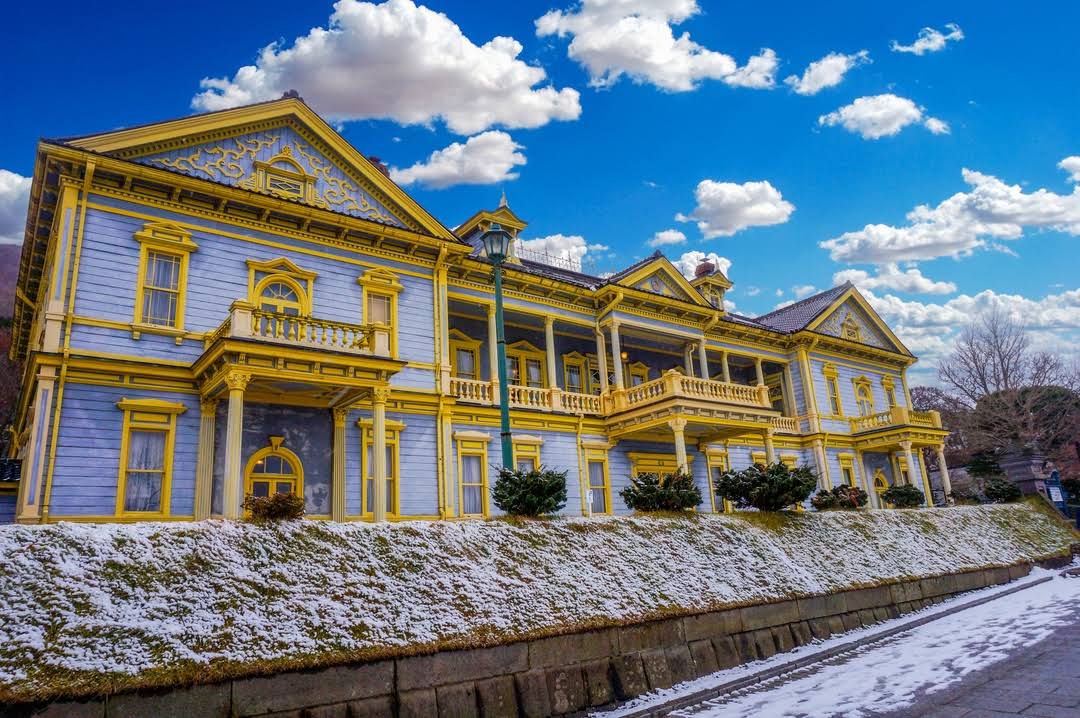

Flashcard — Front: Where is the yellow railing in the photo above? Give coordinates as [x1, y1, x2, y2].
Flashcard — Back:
[623, 370, 771, 410]
[508, 385, 553, 411]
[849, 406, 942, 432]
[771, 416, 800, 434]
[624, 376, 667, 406]
[849, 410, 895, 432]
[561, 391, 603, 414]
[206, 301, 388, 356]
[449, 377, 492, 404]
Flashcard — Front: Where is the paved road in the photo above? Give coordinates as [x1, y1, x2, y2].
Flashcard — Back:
[875, 616, 1080, 718]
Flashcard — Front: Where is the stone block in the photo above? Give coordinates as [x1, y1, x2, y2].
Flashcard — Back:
[582, 659, 615, 707]
[682, 609, 743, 642]
[665, 645, 695, 685]
[528, 629, 618, 669]
[796, 593, 846, 620]
[398, 645, 527, 691]
[617, 618, 685, 654]
[398, 689, 438, 718]
[436, 682, 478, 718]
[346, 696, 393, 718]
[741, 600, 799, 631]
[807, 618, 832, 641]
[300, 705, 348, 718]
[889, 580, 923, 605]
[884, 605, 900, 620]
[733, 632, 759, 663]
[841, 612, 862, 631]
[610, 654, 648, 700]
[475, 676, 517, 718]
[640, 648, 673, 690]
[790, 621, 813, 647]
[771, 625, 795, 654]
[858, 609, 878, 626]
[688, 639, 719, 677]
[546, 666, 587, 715]
[29, 700, 105, 718]
[1009, 563, 1032, 580]
[109, 683, 231, 718]
[989, 567, 1011, 585]
[514, 671, 551, 718]
[844, 585, 892, 612]
[712, 635, 741, 669]
[752, 629, 777, 660]
[897, 601, 914, 615]
[233, 662, 394, 716]
[920, 574, 958, 598]
[827, 615, 847, 635]
[872, 607, 890, 623]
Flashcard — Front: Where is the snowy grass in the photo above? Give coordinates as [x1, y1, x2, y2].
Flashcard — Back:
[0, 501, 1074, 703]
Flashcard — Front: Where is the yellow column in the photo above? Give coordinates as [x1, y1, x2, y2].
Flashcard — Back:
[698, 341, 710, 379]
[721, 351, 731, 383]
[193, 398, 218, 520]
[594, 328, 609, 394]
[372, 387, 388, 523]
[855, 450, 877, 509]
[936, 446, 952, 504]
[812, 439, 830, 490]
[684, 345, 695, 377]
[754, 357, 765, 387]
[487, 303, 499, 402]
[15, 373, 57, 523]
[899, 440, 916, 486]
[545, 316, 561, 410]
[918, 451, 935, 507]
[670, 418, 688, 471]
[609, 322, 625, 389]
[221, 371, 251, 520]
[436, 265, 451, 393]
[763, 429, 776, 464]
[331, 407, 348, 522]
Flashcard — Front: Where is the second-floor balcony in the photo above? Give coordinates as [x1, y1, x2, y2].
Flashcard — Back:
[204, 301, 391, 357]
[848, 406, 942, 433]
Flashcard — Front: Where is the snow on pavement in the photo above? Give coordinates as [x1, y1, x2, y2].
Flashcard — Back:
[601, 565, 1080, 718]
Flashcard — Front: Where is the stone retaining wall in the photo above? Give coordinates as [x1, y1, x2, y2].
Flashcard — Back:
[23, 561, 1066, 718]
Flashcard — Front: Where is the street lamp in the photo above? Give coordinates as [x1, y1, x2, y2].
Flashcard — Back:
[480, 222, 514, 469]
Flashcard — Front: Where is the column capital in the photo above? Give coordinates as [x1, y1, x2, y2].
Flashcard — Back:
[898, 439, 913, 452]
[544, 315, 555, 328]
[224, 371, 252, 392]
[332, 407, 350, 427]
[668, 417, 688, 433]
[372, 386, 390, 404]
[486, 302, 496, 317]
[199, 397, 219, 414]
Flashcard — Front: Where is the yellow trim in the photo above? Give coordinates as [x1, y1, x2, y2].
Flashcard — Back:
[626, 361, 650, 387]
[562, 351, 587, 393]
[882, 375, 898, 408]
[614, 257, 711, 308]
[253, 274, 309, 315]
[838, 454, 857, 488]
[804, 287, 912, 357]
[705, 448, 731, 513]
[512, 440, 542, 472]
[852, 375, 875, 416]
[507, 340, 547, 388]
[133, 222, 197, 334]
[449, 329, 483, 380]
[360, 424, 401, 518]
[583, 447, 613, 515]
[823, 363, 844, 417]
[456, 438, 489, 518]
[244, 443, 305, 502]
[114, 397, 187, 518]
[248, 257, 317, 315]
[628, 452, 694, 477]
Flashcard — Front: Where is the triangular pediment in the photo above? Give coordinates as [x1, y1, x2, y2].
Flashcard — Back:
[614, 256, 709, 306]
[62, 97, 453, 239]
[807, 289, 910, 355]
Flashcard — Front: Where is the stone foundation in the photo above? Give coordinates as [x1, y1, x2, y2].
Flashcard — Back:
[20, 561, 1065, 718]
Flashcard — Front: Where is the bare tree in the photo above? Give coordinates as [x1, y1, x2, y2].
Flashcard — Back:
[0, 326, 20, 457]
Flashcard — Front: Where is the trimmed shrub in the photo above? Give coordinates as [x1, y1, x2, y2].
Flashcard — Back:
[811, 484, 869, 511]
[983, 476, 1022, 503]
[714, 462, 818, 512]
[881, 484, 925, 508]
[492, 465, 568, 517]
[620, 470, 702, 512]
[243, 492, 305, 522]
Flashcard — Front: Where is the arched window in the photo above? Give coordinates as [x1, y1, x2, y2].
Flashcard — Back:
[873, 470, 890, 507]
[245, 442, 303, 499]
[256, 277, 305, 316]
[856, 384, 874, 416]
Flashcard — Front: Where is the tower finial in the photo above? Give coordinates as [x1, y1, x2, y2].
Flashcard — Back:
[499, 189, 508, 208]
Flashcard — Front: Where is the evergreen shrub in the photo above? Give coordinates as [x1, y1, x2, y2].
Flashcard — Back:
[242, 492, 306, 522]
[492, 466, 568, 517]
[810, 484, 869, 511]
[983, 476, 1022, 503]
[713, 462, 818, 512]
[881, 484, 925, 508]
[620, 470, 702, 512]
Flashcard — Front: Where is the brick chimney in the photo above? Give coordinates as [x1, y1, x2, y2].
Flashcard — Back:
[694, 259, 715, 278]
[367, 156, 391, 178]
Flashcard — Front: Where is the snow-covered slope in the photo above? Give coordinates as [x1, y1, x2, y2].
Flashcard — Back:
[0, 503, 1073, 701]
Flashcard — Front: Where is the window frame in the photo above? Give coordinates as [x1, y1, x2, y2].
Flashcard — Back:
[838, 453, 858, 488]
[132, 222, 197, 335]
[705, 448, 730, 513]
[626, 361, 650, 387]
[506, 340, 547, 389]
[822, 363, 843, 417]
[852, 375, 875, 417]
[628, 452, 693, 479]
[254, 274, 308, 316]
[562, 351, 587, 394]
[457, 438, 489, 517]
[246, 257, 317, 317]
[881, 375, 898, 408]
[358, 267, 403, 359]
[244, 442, 305, 501]
[360, 420, 403, 518]
[449, 329, 483, 381]
[583, 447, 611, 515]
[512, 437, 542, 473]
[115, 397, 187, 518]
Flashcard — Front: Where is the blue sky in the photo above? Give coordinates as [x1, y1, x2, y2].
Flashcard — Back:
[4, 0, 1079, 381]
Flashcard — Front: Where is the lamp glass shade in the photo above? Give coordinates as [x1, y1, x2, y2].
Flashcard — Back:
[481, 223, 513, 263]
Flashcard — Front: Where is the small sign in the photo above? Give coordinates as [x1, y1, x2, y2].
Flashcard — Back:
[1049, 487, 1064, 503]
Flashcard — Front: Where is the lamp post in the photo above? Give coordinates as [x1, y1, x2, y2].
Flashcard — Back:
[480, 223, 514, 469]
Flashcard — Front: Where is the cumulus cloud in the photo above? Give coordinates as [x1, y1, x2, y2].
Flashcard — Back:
[745, 286, 761, 297]
[792, 284, 818, 299]
[1059, 156, 1080, 183]
[891, 23, 964, 56]
[784, 50, 869, 96]
[821, 159, 1080, 263]
[535, 0, 777, 92]
[833, 263, 956, 295]
[0, 169, 31, 244]
[391, 132, 525, 189]
[647, 228, 687, 248]
[818, 94, 947, 139]
[671, 250, 732, 280]
[517, 234, 609, 267]
[676, 179, 794, 238]
[192, 0, 581, 135]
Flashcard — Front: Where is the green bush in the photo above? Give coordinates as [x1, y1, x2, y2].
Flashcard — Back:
[242, 492, 306, 522]
[492, 465, 568, 517]
[810, 484, 869, 511]
[983, 476, 1022, 503]
[1061, 477, 1080, 500]
[881, 484, 925, 508]
[620, 470, 702, 512]
[714, 462, 818, 512]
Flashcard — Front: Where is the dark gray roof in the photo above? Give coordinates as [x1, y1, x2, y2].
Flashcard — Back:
[753, 282, 853, 333]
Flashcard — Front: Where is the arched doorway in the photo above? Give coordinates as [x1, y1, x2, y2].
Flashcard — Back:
[245, 437, 304, 500]
[873, 470, 891, 508]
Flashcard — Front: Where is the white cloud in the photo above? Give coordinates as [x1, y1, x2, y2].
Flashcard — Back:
[775, 288, 784, 297]
[535, 0, 777, 92]
[784, 50, 869, 96]
[0, 170, 31, 244]
[745, 286, 761, 297]
[1059, 156, 1080, 183]
[891, 23, 964, 56]
[517, 234, 609, 267]
[833, 263, 956, 295]
[818, 94, 947, 139]
[390, 131, 525, 189]
[792, 284, 817, 299]
[671, 250, 732, 281]
[676, 179, 794, 238]
[821, 158, 1080, 263]
[647, 228, 687, 248]
[192, 0, 581, 136]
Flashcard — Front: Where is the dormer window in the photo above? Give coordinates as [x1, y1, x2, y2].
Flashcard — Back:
[265, 171, 304, 199]
[252, 147, 316, 203]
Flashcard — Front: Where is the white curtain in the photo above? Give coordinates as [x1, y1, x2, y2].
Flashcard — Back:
[462, 455, 483, 514]
[588, 461, 606, 513]
[124, 430, 165, 511]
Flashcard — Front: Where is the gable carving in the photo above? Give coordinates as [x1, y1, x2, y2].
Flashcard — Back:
[816, 299, 891, 350]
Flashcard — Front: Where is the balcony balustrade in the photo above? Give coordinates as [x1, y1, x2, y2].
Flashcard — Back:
[848, 405, 942, 433]
[205, 300, 390, 357]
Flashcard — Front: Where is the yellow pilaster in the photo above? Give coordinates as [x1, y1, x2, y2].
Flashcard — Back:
[193, 398, 218, 520]
[331, 407, 348, 522]
[372, 387, 388, 523]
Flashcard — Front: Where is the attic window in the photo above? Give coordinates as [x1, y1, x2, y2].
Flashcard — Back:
[265, 171, 303, 199]
[841, 313, 861, 342]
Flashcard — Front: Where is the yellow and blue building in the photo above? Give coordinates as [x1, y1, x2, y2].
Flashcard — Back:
[6, 95, 951, 524]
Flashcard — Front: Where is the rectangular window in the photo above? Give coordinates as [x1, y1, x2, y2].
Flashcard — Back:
[566, 364, 583, 393]
[363, 442, 396, 515]
[525, 358, 544, 388]
[708, 452, 730, 512]
[587, 459, 608, 514]
[123, 429, 167, 512]
[827, 377, 842, 415]
[514, 442, 541, 473]
[366, 292, 393, 355]
[460, 451, 486, 516]
[455, 348, 477, 380]
[841, 466, 856, 487]
[141, 251, 182, 327]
